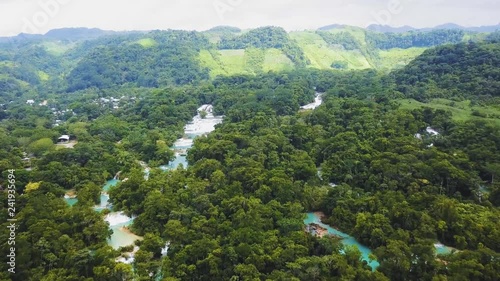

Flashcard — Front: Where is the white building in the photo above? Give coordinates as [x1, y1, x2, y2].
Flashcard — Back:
[426, 127, 440, 136]
[58, 135, 70, 143]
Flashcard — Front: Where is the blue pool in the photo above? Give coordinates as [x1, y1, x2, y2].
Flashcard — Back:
[304, 212, 380, 270]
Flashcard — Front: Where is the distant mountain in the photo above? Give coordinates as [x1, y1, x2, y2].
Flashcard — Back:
[44, 28, 118, 40]
[464, 24, 500, 33]
[421, 23, 500, 32]
[0, 28, 139, 43]
[317, 24, 349, 31]
[429, 23, 465, 30]
[366, 24, 416, 33]
[0, 33, 43, 43]
[319, 23, 500, 33]
[205, 26, 242, 33]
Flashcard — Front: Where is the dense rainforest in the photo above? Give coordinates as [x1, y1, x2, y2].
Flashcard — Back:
[395, 40, 500, 100]
[0, 27, 499, 281]
[365, 29, 466, 50]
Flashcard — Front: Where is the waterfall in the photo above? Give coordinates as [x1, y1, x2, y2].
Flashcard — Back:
[114, 171, 122, 180]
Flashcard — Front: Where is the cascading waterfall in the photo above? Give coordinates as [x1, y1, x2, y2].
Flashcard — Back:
[300, 92, 323, 110]
[109, 105, 224, 269]
[153, 105, 223, 278]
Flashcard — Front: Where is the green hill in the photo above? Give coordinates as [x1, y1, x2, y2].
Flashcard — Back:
[390, 39, 500, 127]
[394, 40, 500, 101]
[0, 26, 495, 92]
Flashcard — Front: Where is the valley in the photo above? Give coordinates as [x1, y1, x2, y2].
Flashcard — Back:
[0, 24, 499, 281]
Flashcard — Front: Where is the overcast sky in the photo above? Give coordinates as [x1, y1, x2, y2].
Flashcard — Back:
[0, 0, 498, 36]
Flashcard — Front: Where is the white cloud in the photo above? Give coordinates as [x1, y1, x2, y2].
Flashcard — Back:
[0, 0, 498, 36]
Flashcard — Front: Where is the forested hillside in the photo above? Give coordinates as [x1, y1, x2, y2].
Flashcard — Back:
[395, 41, 500, 101]
[217, 26, 309, 67]
[0, 26, 494, 94]
[67, 31, 211, 91]
[365, 29, 465, 49]
[0, 26, 500, 281]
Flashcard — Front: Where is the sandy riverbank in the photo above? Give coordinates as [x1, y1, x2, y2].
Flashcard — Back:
[314, 211, 326, 219]
[313, 211, 343, 230]
[120, 226, 144, 241]
[64, 189, 77, 198]
[310, 223, 329, 238]
[307, 211, 346, 239]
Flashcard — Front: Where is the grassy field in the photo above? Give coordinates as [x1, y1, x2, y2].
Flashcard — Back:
[199, 29, 456, 75]
[41, 41, 75, 55]
[244, 47, 265, 74]
[218, 49, 248, 74]
[199, 48, 295, 77]
[290, 30, 425, 71]
[0, 61, 15, 67]
[136, 38, 157, 48]
[199, 49, 249, 77]
[37, 71, 50, 81]
[377, 47, 427, 70]
[398, 98, 500, 126]
[290, 31, 371, 70]
[199, 50, 226, 78]
[262, 48, 294, 72]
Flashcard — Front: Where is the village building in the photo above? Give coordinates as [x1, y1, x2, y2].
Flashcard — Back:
[58, 135, 71, 143]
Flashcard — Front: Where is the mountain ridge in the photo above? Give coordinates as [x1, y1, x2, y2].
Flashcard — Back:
[1, 22, 499, 40]
[0, 27, 145, 43]
[0, 26, 498, 94]
[328, 23, 500, 33]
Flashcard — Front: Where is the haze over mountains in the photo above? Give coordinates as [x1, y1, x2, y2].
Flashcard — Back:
[0, 28, 134, 42]
[1, 22, 499, 41]
[365, 23, 500, 33]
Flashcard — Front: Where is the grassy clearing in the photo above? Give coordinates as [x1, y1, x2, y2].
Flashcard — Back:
[200, 29, 440, 75]
[199, 48, 295, 78]
[41, 42, 75, 55]
[218, 49, 249, 75]
[0, 61, 15, 67]
[263, 48, 295, 72]
[199, 50, 227, 78]
[136, 38, 157, 48]
[200, 47, 296, 77]
[291, 29, 431, 71]
[398, 98, 500, 126]
[290, 31, 371, 70]
[244, 47, 265, 74]
[378, 47, 427, 70]
[37, 71, 50, 81]
[199, 49, 250, 77]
